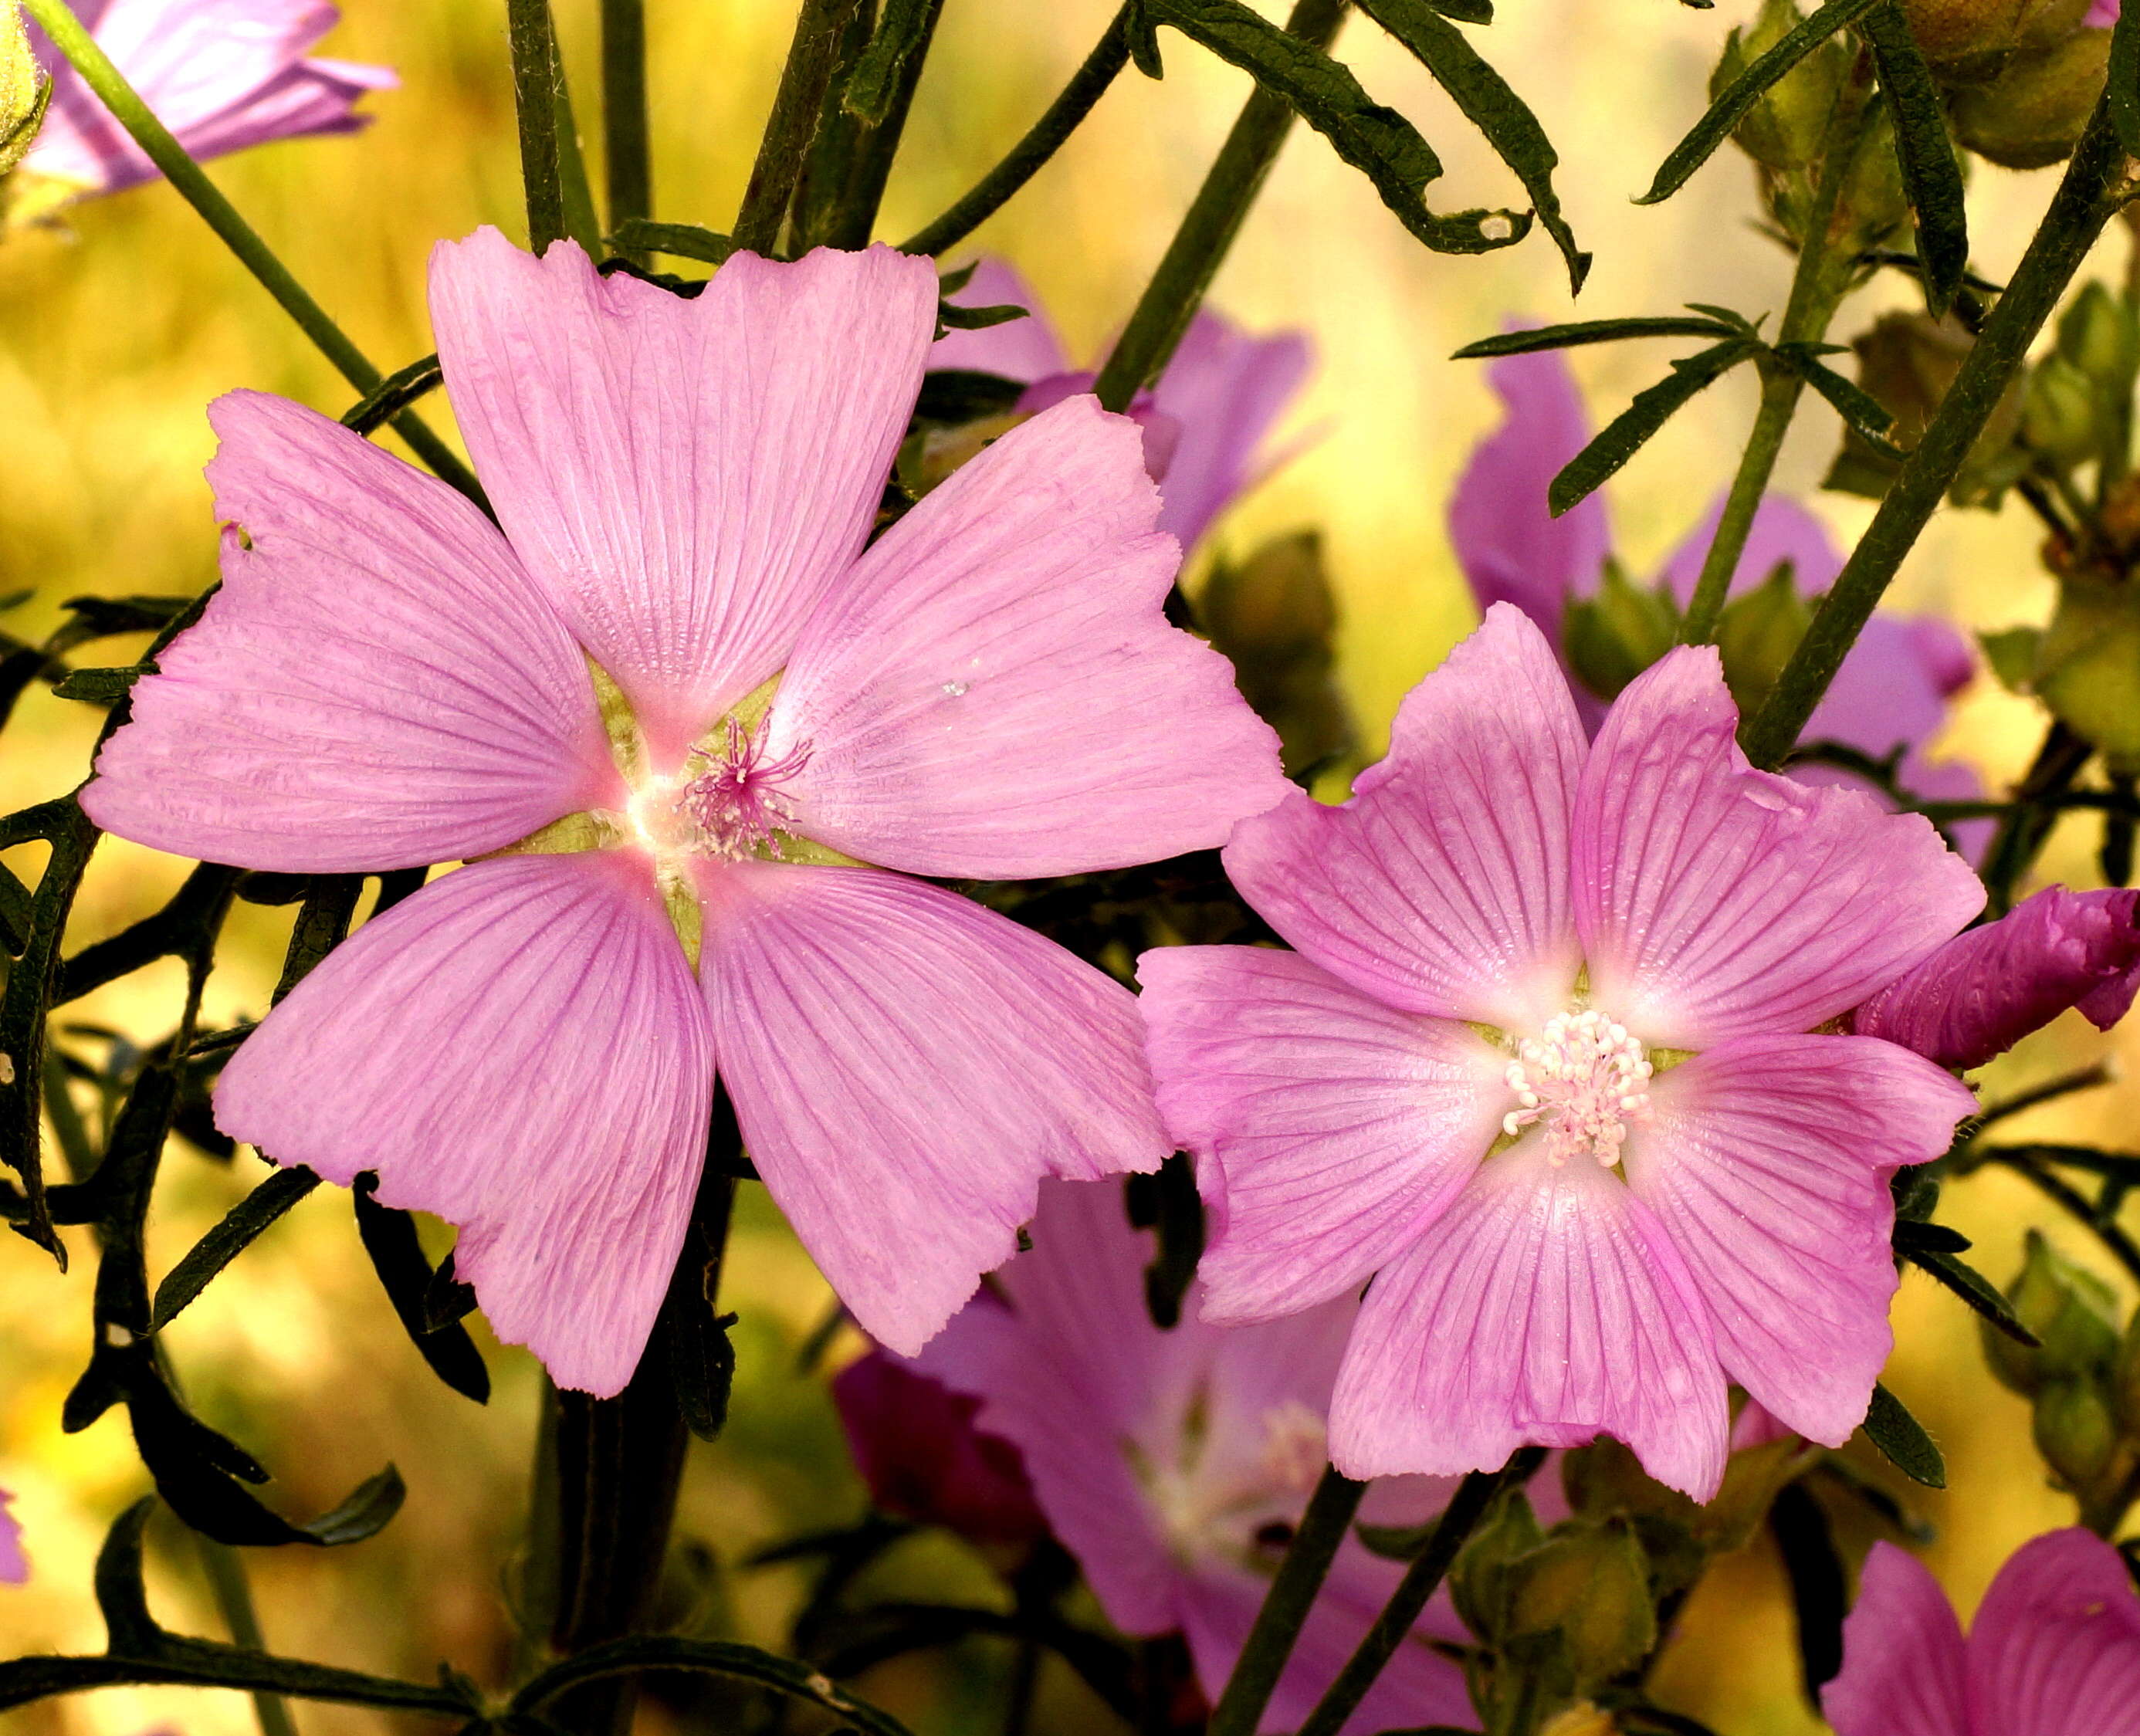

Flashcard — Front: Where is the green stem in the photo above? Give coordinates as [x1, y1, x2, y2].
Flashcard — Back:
[1743, 106, 2140, 768]
[899, 6, 1133, 256]
[2000, 1153, 2140, 1287]
[15, 0, 479, 503]
[506, 0, 567, 255]
[825, 0, 948, 249]
[600, 0, 652, 261]
[1204, 1466, 1365, 1736]
[1680, 76, 1868, 645]
[1293, 1452, 1541, 1736]
[733, 0, 861, 256]
[550, 25, 604, 256]
[1091, 0, 1348, 412]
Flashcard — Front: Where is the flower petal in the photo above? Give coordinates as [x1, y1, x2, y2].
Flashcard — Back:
[163, 56, 393, 167]
[1448, 349, 1610, 638]
[1223, 604, 1585, 1029]
[1136, 944, 1505, 1323]
[1656, 493, 1843, 606]
[695, 864, 1168, 1356]
[1628, 1034, 1976, 1444]
[1145, 310, 1313, 553]
[215, 851, 713, 1397]
[1966, 1528, 2140, 1736]
[83, 391, 615, 872]
[767, 395, 1287, 877]
[1573, 645, 1984, 1047]
[0, 1491, 25, 1585]
[929, 258, 1072, 381]
[1805, 612, 1973, 763]
[1822, 1543, 1970, 1736]
[1330, 1137, 1727, 1498]
[1854, 885, 2140, 1068]
[429, 232, 938, 760]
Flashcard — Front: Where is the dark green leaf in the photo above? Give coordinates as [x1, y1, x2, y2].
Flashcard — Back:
[845, 0, 936, 121]
[1891, 1217, 1968, 1254]
[1126, 0, 1166, 76]
[150, 1166, 320, 1330]
[935, 299, 1029, 331]
[661, 1166, 738, 1442]
[1776, 344, 1908, 455]
[1129, 1153, 1204, 1329]
[1548, 340, 1761, 515]
[338, 354, 444, 438]
[914, 368, 1026, 423]
[422, 1249, 478, 1333]
[1355, 1518, 1441, 1560]
[0, 859, 29, 954]
[1453, 315, 1742, 358]
[1857, 4, 1968, 315]
[272, 876, 362, 1003]
[1901, 1244, 2042, 1345]
[1356, 0, 1589, 290]
[1640, 0, 1881, 202]
[1145, 0, 1529, 254]
[352, 1176, 490, 1403]
[2109, 0, 2140, 155]
[1425, 0, 1491, 19]
[49, 594, 193, 651]
[1861, 1382, 1945, 1487]
[295, 1465, 408, 1546]
[610, 218, 734, 265]
[511, 1635, 922, 1736]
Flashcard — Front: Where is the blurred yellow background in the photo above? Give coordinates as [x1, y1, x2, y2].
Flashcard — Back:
[0, 2, 2134, 1732]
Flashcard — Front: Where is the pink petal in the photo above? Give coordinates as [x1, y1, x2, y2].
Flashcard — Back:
[766, 395, 1287, 877]
[929, 258, 1071, 381]
[215, 851, 713, 1397]
[694, 864, 1168, 1356]
[1627, 1034, 1976, 1445]
[1136, 944, 1505, 1323]
[160, 56, 392, 171]
[1329, 1139, 1728, 1499]
[1804, 612, 1972, 766]
[1223, 604, 1585, 1029]
[1144, 310, 1313, 553]
[0, 1491, 25, 1585]
[1822, 1543, 1970, 1736]
[83, 391, 616, 873]
[1448, 347, 1610, 638]
[1656, 493, 1843, 607]
[428, 232, 938, 762]
[1967, 1528, 2140, 1736]
[1573, 645, 1984, 1048]
[1854, 886, 2140, 1068]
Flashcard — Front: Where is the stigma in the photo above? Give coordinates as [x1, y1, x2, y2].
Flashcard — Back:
[1502, 1007, 1653, 1168]
[628, 715, 812, 862]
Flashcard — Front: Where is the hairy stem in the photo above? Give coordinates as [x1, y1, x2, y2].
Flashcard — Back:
[826, 0, 949, 249]
[600, 0, 652, 261]
[506, 0, 567, 254]
[1204, 1465, 1365, 1736]
[733, 0, 861, 255]
[1743, 107, 2140, 766]
[16, 0, 479, 502]
[1092, 0, 1349, 413]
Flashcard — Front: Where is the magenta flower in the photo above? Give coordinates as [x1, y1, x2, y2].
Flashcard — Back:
[936, 258, 1313, 555]
[1824, 1529, 2140, 1735]
[81, 232, 1287, 1394]
[1855, 885, 2140, 1067]
[0, 1491, 23, 1584]
[19, 0, 391, 214]
[1448, 348, 1980, 819]
[912, 1179, 1477, 1735]
[1138, 604, 1985, 1498]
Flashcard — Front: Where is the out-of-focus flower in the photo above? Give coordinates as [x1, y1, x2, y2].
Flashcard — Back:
[831, 1347, 1048, 1551]
[936, 259, 1313, 557]
[12, 0, 392, 222]
[1823, 1529, 2140, 1734]
[1854, 885, 2140, 1067]
[1448, 349, 1983, 841]
[1139, 606, 1983, 1499]
[83, 232, 1288, 1396]
[0, 1491, 25, 1583]
[913, 1178, 1478, 1735]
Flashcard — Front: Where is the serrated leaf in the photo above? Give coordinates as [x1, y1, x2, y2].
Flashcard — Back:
[351, 1176, 489, 1403]
[150, 1166, 320, 1330]
[609, 218, 734, 265]
[1453, 314, 1742, 359]
[1356, 0, 1588, 290]
[1638, 0, 1882, 204]
[1857, 4, 1967, 316]
[1146, 0, 1529, 255]
[1548, 340, 1761, 516]
[1901, 1245, 2043, 1346]
[1861, 1382, 1945, 1487]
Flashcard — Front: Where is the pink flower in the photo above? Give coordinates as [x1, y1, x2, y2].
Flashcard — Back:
[21, 0, 392, 208]
[1824, 1529, 2140, 1735]
[1855, 885, 2140, 1068]
[936, 259, 1313, 556]
[1448, 348, 1981, 831]
[913, 1179, 1478, 1735]
[82, 232, 1287, 1395]
[0, 1491, 24, 1584]
[1138, 605, 1985, 1499]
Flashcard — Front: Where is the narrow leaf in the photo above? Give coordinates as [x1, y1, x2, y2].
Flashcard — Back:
[935, 299, 1029, 331]
[914, 368, 1026, 424]
[845, 0, 935, 121]
[1857, 3, 1968, 315]
[1638, 0, 1882, 204]
[2109, 0, 2140, 154]
[1769, 1482, 1847, 1697]
[150, 1166, 320, 1330]
[1548, 340, 1760, 515]
[351, 1176, 490, 1403]
[1901, 1245, 2043, 1346]
[1126, 0, 1166, 76]
[339, 354, 443, 438]
[1777, 344, 1907, 455]
[1453, 314, 1741, 358]
[609, 218, 735, 265]
[1861, 1382, 1945, 1487]
[1426, 0, 1491, 18]
[1890, 1217, 1969, 1254]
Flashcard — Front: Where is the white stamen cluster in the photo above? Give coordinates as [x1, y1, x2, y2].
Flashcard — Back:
[1141, 1397, 1330, 1571]
[1502, 1007, 1653, 1168]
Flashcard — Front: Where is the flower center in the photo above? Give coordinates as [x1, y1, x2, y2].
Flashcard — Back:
[1502, 1008, 1653, 1167]
[631, 716, 814, 861]
[1140, 1397, 1329, 1572]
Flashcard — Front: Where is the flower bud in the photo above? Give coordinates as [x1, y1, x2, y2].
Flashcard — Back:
[2113, 1303, 2140, 1433]
[1198, 530, 1357, 779]
[1897, 0, 2089, 68]
[1451, 1489, 1546, 1643]
[2057, 280, 2138, 387]
[2023, 353, 2100, 461]
[1718, 0, 1849, 171]
[1826, 313, 2026, 504]
[0, 0, 49, 181]
[1982, 1229, 2121, 1396]
[2033, 1376, 2120, 1489]
[1832, 104, 1915, 256]
[1950, 29, 2113, 168]
[1717, 562, 1813, 716]
[2035, 573, 2140, 761]
[1503, 1519, 1658, 1694]
[1563, 560, 1680, 702]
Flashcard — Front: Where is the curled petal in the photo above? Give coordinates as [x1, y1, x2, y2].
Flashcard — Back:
[1823, 1543, 1970, 1736]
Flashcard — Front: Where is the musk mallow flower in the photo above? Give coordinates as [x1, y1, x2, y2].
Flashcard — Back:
[1823, 1528, 2140, 1735]
[80, 230, 1288, 1395]
[13, 0, 391, 221]
[935, 259, 1313, 557]
[910, 1178, 1477, 1735]
[1138, 604, 1986, 1500]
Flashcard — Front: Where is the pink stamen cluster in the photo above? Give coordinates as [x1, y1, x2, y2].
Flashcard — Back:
[1502, 1008, 1653, 1167]
[676, 716, 812, 861]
